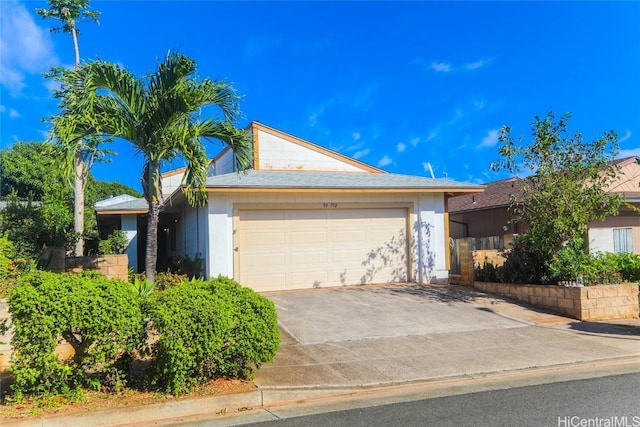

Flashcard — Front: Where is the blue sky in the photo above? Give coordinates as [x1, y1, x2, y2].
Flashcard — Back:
[1, 0, 639, 193]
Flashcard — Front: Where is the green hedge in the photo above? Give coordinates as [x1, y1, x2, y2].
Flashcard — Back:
[5, 272, 280, 398]
[8, 271, 145, 399]
[147, 276, 280, 394]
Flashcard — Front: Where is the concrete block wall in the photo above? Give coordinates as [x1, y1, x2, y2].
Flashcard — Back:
[65, 254, 129, 281]
[474, 282, 639, 321]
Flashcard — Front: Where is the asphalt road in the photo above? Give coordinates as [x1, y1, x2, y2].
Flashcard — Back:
[244, 373, 640, 427]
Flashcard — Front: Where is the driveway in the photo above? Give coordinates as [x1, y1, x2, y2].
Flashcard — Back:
[255, 284, 640, 389]
[268, 284, 525, 345]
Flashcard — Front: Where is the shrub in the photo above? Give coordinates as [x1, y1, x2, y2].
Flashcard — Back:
[474, 257, 500, 282]
[8, 271, 145, 399]
[98, 229, 129, 255]
[146, 276, 280, 394]
[499, 234, 551, 284]
[154, 271, 188, 291]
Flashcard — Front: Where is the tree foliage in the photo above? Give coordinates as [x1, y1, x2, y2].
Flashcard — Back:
[491, 112, 622, 263]
[52, 52, 251, 282]
[0, 141, 68, 199]
[0, 141, 139, 258]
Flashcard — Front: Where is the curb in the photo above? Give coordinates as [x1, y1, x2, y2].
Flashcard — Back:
[4, 356, 639, 427]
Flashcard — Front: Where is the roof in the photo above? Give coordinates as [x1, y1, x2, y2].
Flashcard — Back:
[611, 155, 640, 167]
[95, 196, 148, 214]
[448, 178, 522, 213]
[204, 170, 484, 192]
[449, 156, 640, 214]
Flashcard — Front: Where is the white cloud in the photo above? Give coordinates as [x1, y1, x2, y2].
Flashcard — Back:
[9, 108, 20, 118]
[0, 0, 59, 96]
[377, 155, 392, 167]
[308, 108, 323, 127]
[477, 129, 500, 149]
[412, 136, 423, 146]
[474, 100, 485, 110]
[352, 132, 361, 141]
[418, 58, 492, 74]
[352, 149, 370, 159]
[396, 142, 406, 153]
[618, 129, 632, 143]
[431, 62, 452, 73]
[425, 132, 436, 143]
[464, 58, 490, 70]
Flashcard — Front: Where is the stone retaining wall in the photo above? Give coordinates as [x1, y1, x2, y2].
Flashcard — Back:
[65, 254, 128, 281]
[473, 282, 639, 321]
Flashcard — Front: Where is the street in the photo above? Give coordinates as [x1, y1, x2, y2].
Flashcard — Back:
[248, 373, 640, 427]
[163, 372, 640, 427]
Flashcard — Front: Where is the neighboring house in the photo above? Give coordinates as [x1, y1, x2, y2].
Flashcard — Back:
[448, 156, 640, 255]
[96, 122, 483, 291]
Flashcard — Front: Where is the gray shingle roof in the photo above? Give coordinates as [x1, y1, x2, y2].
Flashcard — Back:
[95, 197, 148, 213]
[205, 170, 484, 190]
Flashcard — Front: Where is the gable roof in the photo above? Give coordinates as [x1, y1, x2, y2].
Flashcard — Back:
[448, 178, 522, 213]
[95, 195, 148, 214]
[204, 170, 483, 193]
[449, 156, 640, 214]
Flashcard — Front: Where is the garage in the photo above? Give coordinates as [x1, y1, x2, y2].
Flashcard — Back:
[236, 207, 409, 291]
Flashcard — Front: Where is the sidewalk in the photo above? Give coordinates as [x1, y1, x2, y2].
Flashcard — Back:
[3, 285, 639, 427]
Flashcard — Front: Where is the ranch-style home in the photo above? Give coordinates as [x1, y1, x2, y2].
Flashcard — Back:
[96, 122, 483, 292]
[448, 155, 640, 255]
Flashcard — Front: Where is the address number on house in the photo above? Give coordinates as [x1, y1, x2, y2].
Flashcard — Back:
[322, 203, 338, 208]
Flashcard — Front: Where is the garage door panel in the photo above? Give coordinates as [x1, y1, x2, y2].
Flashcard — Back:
[331, 248, 368, 262]
[245, 252, 286, 267]
[246, 273, 287, 292]
[290, 230, 328, 244]
[370, 228, 404, 240]
[238, 208, 408, 291]
[289, 271, 328, 287]
[290, 250, 329, 264]
[332, 230, 368, 243]
[241, 231, 286, 246]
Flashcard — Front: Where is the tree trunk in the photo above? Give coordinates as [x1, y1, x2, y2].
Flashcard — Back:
[145, 201, 160, 284]
[72, 27, 85, 256]
[74, 150, 85, 256]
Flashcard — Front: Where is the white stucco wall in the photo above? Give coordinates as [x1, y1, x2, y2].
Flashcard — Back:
[205, 191, 448, 284]
[257, 130, 367, 172]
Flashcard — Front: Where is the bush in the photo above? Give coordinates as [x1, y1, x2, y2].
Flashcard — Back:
[146, 276, 280, 394]
[98, 229, 129, 255]
[8, 271, 145, 399]
[474, 257, 500, 282]
[499, 234, 551, 284]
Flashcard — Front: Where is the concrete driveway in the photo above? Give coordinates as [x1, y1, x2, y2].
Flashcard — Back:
[269, 284, 525, 345]
[255, 284, 640, 389]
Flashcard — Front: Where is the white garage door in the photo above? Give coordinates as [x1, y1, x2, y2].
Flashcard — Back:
[237, 208, 409, 291]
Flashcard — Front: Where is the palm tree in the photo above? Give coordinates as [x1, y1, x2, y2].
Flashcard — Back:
[53, 52, 251, 283]
[38, 0, 100, 256]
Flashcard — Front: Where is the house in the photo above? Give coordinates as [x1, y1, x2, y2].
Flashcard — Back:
[96, 122, 483, 291]
[448, 156, 640, 255]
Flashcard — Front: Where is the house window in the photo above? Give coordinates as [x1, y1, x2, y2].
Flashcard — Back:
[613, 228, 633, 253]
